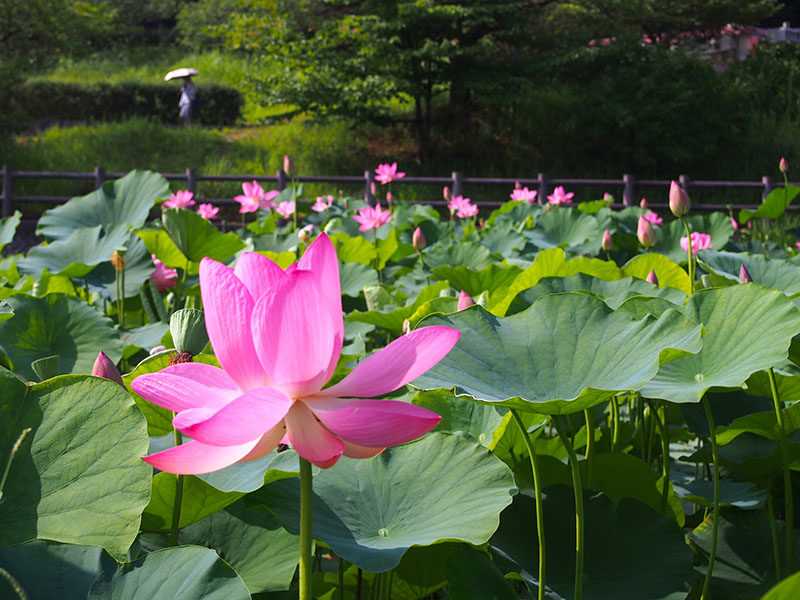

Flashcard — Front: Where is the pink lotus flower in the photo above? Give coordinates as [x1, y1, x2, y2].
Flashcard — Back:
[197, 203, 219, 220]
[374, 162, 406, 184]
[547, 186, 574, 205]
[234, 181, 279, 214]
[131, 234, 460, 473]
[353, 203, 392, 231]
[92, 351, 124, 388]
[730, 217, 739, 231]
[457, 290, 475, 311]
[448, 195, 479, 219]
[150, 254, 178, 293]
[164, 190, 195, 209]
[680, 232, 712, 255]
[643, 211, 663, 226]
[276, 200, 296, 218]
[510, 187, 537, 203]
[312, 195, 334, 212]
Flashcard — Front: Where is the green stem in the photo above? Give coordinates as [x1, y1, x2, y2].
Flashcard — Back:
[768, 367, 793, 573]
[338, 557, 345, 600]
[611, 397, 620, 453]
[767, 481, 783, 582]
[83, 276, 91, 304]
[701, 398, 721, 600]
[168, 426, 184, 547]
[510, 409, 547, 600]
[682, 218, 694, 294]
[115, 268, 121, 325]
[584, 409, 595, 488]
[119, 266, 125, 329]
[0, 568, 27, 600]
[554, 415, 584, 600]
[299, 457, 314, 600]
[649, 400, 671, 514]
[0, 428, 31, 503]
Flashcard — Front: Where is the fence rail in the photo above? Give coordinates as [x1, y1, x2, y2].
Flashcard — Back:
[0, 164, 790, 218]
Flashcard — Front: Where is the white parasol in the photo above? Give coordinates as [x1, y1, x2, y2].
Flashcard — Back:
[164, 68, 199, 81]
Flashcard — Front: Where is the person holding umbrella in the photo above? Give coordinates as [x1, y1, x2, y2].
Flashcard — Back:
[164, 68, 198, 126]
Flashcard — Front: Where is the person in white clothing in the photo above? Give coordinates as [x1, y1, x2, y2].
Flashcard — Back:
[179, 76, 197, 126]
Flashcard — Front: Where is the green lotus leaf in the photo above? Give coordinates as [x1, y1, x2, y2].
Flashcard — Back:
[137, 228, 192, 270]
[0, 374, 151, 560]
[652, 212, 735, 264]
[412, 389, 507, 447]
[615, 295, 686, 319]
[19, 223, 132, 279]
[524, 207, 603, 255]
[674, 480, 767, 510]
[327, 232, 377, 264]
[340, 261, 378, 297]
[486, 200, 541, 228]
[86, 233, 156, 300]
[698, 250, 800, 296]
[745, 364, 800, 403]
[346, 281, 450, 336]
[37, 170, 168, 240]
[162, 208, 245, 264]
[641, 285, 800, 404]
[739, 184, 800, 224]
[0, 300, 12, 323]
[251, 433, 516, 572]
[424, 241, 493, 271]
[444, 545, 518, 600]
[621, 252, 691, 294]
[0, 210, 21, 253]
[480, 223, 527, 256]
[87, 546, 251, 600]
[431, 263, 523, 299]
[761, 571, 800, 600]
[413, 294, 702, 415]
[179, 500, 299, 594]
[490, 486, 692, 600]
[196, 448, 303, 493]
[0, 293, 122, 381]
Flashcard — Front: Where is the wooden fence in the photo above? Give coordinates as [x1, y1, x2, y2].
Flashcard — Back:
[0, 164, 789, 218]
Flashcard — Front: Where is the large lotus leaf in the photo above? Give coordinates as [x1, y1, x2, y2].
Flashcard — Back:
[0, 293, 122, 381]
[197, 448, 303, 493]
[0, 301, 12, 323]
[431, 263, 523, 299]
[480, 223, 527, 256]
[486, 200, 541, 228]
[137, 228, 194, 272]
[490, 486, 692, 600]
[340, 261, 378, 297]
[739, 184, 800, 224]
[19, 223, 132, 279]
[327, 232, 377, 264]
[424, 241, 493, 271]
[413, 294, 702, 415]
[0, 210, 21, 253]
[37, 170, 168, 240]
[652, 212, 734, 264]
[180, 500, 299, 594]
[445, 545, 519, 600]
[0, 541, 105, 600]
[621, 252, 691, 294]
[516, 274, 685, 311]
[87, 546, 251, 600]
[641, 285, 800, 404]
[698, 250, 800, 296]
[674, 479, 767, 510]
[346, 281, 450, 336]
[524, 208, 603, 255]
[252, 433, 516, 572]
[761, 571, 800, 599]
[615, 296, 685, 320]
[86, 233, 156, 300]
[690, 508, 799, 599]
[162, 208, 245, 263]
[490, 248, 621, 316]
[412, 389, 507, 447]
[0, 374, 151, 560]
[746, 364, 800, 403]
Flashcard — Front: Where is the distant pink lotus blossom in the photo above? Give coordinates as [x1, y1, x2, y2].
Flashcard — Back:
[637, 215, 656, 248]
[276, 200, 296, 218]
[312, 195, 334, 212]
[197, 203, 219, 220]
[640, 198, 648, 208]
[730, 217, 739, 231]
[150, 254, 178, 293]
[131, 234, 460, 472]
[457, 290, 475, 311]
[643, 211, 663, 226]
[234, 181, 279, 214]
[680, 232, 712, 255]
[510, 187, 537, 203]
[164, 190, 195, 209]
[448, 195, 479, 219]
[374, 162, 406, 184]
[547, 186, 574, 205]
[353, 203, 392, 231]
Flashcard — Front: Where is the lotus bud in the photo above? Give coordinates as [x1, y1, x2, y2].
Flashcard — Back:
[402, 319, 411, 334]
[640, 198, 647, 208]
[283, 154, 295, 176]
[739, 264, 753, 283]
[92, 351, 124, 388]
[298, 224, 313, 243]
[646, 269, 659, 286]
[443, 186, 451, 202]
[371, 182, 378, 197]
[602, 229, 613, 251]
[637, 215, 656, 248]
[386, 192, 393, 205]
[515, 180, 522, 189]
[780, 157, 789, 174]
[412, 226, 426, 250]
[669, 180, 690, 218]
[457, 290, 475, 311]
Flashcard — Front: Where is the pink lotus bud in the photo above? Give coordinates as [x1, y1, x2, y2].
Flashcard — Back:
[739, 264, 753, 283]
[646, 269, 659, 286]
[443, 186, 451, 202]
[669, 180, 690, 218]
[640, 198, 647, 208]
[457, 290, 475, 311]
[780, 157, 789, 173]
[92, 351, 124, 388]
[515, 180, 522, 189]
[283, 154, 295, 176]
[402, 319, 411, 334]
[601, 229, 613, 251]
[370, 182, 377, 196]
[637, 215, 657, 248]
[412, 226, 426, 250]
[386, 192, 393, 205]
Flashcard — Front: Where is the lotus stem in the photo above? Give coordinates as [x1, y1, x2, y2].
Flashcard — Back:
[768, 367, 793, 574]
[510, 409, 547, 600]
[700, 397, 721, 600]
[338, 557, 345, 600]
[0, 428, 31, 503]
[554, 414, 584, 600]
[120, 266, 125, 328]
[0, 568, 27, 600]
[682, 219, 694, 294]
[168, 426, 184, 547]
[611, 397, 620, 453]
[356, 568, 363, 600]
[649, 400, 671, 514]
[584, 409, 595, 488]
[299, 457, 314, 600]
[767, 481, 782, 582]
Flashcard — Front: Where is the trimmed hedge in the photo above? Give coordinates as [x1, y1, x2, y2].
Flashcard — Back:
[4, 80, 243, 127]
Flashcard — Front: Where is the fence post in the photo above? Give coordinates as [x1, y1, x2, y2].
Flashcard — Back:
[451, 171, 463, 199]
[276, 169, 287, 192]
[94, 166, 106, 190]
[537, 173, 549, 205]
[762, 175, 774, 202]
[2, 165, 12, 217]
[186, 168, 197, 195]
[365, 170, 375, 206]
[623, 173, 634, 207]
